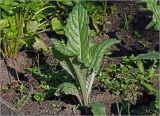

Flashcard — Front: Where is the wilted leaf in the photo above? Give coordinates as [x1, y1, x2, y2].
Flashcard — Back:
[33, 38, 50, 52]
[27, 21, 39, 32]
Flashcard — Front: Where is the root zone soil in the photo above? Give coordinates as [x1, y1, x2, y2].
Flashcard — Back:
[0, 1, 159, 115]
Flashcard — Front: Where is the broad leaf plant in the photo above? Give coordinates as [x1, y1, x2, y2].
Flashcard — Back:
[52, 4, 120, 106]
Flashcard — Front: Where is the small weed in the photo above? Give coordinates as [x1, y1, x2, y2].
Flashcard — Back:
[110, 4, 117, 15]
[99, 55, 159, 103]
[15, 86, 33, 110]
[133, 31, 141, 39]
[17, 83, 25, 96]
[33, 92, 47, 103]
[124, 13, 132, 30]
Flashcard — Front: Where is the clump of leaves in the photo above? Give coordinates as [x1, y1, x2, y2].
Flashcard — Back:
[33, 92, 47, 103]
[51, 3, 120, 114]
[17, 83, 25, 96]
[0, 0, 50, 59]
[135, 51, 160, 94]
[141, 0, 160, 31]
[99, 54, 159, 103]
[99, 55, 143, 103]
[26, 64, 75, 102]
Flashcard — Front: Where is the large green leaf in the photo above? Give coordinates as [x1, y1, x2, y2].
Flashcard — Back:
[65, 4, 90, 66]
[90, 39, 120, 74]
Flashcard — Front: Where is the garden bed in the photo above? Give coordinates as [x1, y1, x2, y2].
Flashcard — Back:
[0, 1, 159, 115]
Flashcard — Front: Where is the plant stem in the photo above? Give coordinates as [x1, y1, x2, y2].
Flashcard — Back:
[72, 64, 88, 106]
[67, 58, 88, 106]
[14, 13, 22, 58]
[87, 72, 96, 102]
[32, 6, 55, 20]
[103, 0, 107, 32]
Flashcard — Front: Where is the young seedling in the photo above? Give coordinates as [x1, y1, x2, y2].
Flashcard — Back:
[124, 13, 132, 30]
[111, 4, 117, 15]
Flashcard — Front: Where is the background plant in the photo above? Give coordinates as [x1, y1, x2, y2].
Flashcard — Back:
[51, 1, 102, 35]
[140, 0, 160, 31]
[0, 0, 50, 59]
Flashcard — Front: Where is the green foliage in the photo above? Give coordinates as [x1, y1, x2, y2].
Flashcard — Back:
[32, 38, 51, 52]
[26, 63, 76, 102]
[116, 101, 131, 115]
[136, 51, 160, 60]
[124, 13, 132, 30]
[52, 4, 120, 106]
[83, 2, 102, 33]
[51, 17, 64, 35]
[155, 90, 160, 112]
[34, 92, 47, 103]
[55, 82, 82, 104]
[56, 1, 102, 34]
[0, 0, 50, 59]
[133, 31, 141, 39]
[111, 4, 118, 15]
[99, 55, 159, 103]
[57, 0, 81, 6]
[17, 83, 25, 95]
[141, 0, 160, 31]
[89, 103, 106, 116]
[15, 89, 32, 110]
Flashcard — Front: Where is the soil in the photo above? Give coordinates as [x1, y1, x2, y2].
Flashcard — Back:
[0, 1, 159, 115]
